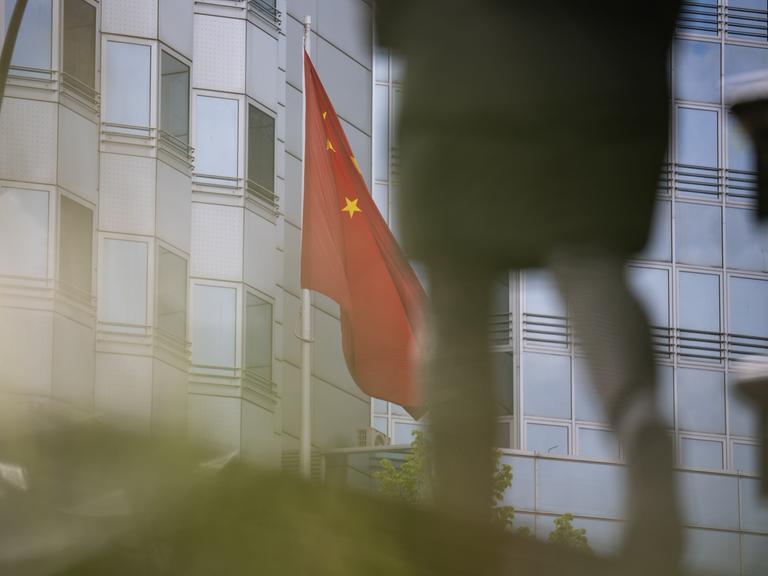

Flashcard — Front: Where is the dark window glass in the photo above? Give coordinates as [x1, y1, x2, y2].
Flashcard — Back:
[62, 0, 96, 89]
[157, 247, 187, 340]
[245, 292, 273, 382]
[161, 52, 190, 145]
[247, 104, 276, 200]
[59, 196, 92, 295]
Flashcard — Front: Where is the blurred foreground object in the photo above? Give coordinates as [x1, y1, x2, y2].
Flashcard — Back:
[376, 1, 681, 574]
[0, 411, 623, 576]
[735, 358, 768, 496]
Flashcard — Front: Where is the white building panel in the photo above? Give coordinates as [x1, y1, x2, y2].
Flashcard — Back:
[193, 15, 245, 93]
[279, 360, 300, 438]
[190, 203, 243, 280]
[0, 308, 53, 396]
[287, 0, 317, 24]
[52, 315, 95, 410]
[317, 0, 372, 69]
[0, 98, 57, 184]
[0, 188, 49, 279]
[58, 107, 98, 204]
[285, 16, 307, 90]
[244, 209, 276, 296]
[188, 394, 241, 453]
[284, 85, 302, 159]
[280, 291, 301, 366]
[152, 358, 188, 436]
[282, 221, 300, 293]
[159, 0, 194, 58]
[100, 238, 149, 326]
[102, 0, 158, 38]
[157, 162, 191, 252]
[241, 401, 280, 467]
[95, 353, 153, 432]
[99, 154, 157, 236]
[246, 23, 279, 112]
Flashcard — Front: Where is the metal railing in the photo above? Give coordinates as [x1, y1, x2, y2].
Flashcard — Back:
[247, 0, 281, 27]
[678, 1, 768, 40]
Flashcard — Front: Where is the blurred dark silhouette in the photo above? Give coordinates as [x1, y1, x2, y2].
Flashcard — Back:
[376, 1, 682, 574]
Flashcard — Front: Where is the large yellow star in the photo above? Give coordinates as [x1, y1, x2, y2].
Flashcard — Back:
[341, 197, 362, 219]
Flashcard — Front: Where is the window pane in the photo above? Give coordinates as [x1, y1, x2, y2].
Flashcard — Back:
[161, 52, 189, 144]
[247, 104, 275, 197]
[157, 247, 187, 340]
[494, 351, 514, 416]
[62, 0, 95, 89]
[526, 423, 568, 456]
[678, 368, 726, 434]
[6, 0, 51, 71]
[523, 352, 571, 419]
[729, 277, 768, 337]
[639, 201, 671, 262]
[245, 292, 272, 381]
[393, 421, 423, 445]
[373, 416, 387, 434]
[373, 183, 388, 221]
[674, 40, 720, 104]
[733, 443, 759, 474]
[373, 398, 387, 415]
[578, 428, 619, 460]
[628, 266, 669, 327]
[725, 45, 768, 101]
[524, 269, 565, 317]
[729, 373, 759, 438]
[726, 207, 768, 272]
[105, 41, 151, 127]
[192, 285, 236, 368]
[675, 202, 722, 267]
[680, 438, 723, 469]
[59, 196, 92, 295]
[0, 188, 48, 278]
[537, 460, 624, 517]
[374, 84, 389, 181]
[101, 239, 147, 326]
[678, 272, 720, 332]
[728, 113, 755, 173]
[196, 95, 238, 178]
[677, 107, 718, 168]
[574, 356, 608, 424]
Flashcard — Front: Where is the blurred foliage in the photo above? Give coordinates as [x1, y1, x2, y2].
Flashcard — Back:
[548, 513, 592, 553]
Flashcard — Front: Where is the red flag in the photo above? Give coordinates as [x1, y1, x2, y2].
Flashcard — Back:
[301, 52, 426, 418]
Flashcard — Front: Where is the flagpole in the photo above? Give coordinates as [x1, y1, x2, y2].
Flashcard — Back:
[299, 15, 313, 479]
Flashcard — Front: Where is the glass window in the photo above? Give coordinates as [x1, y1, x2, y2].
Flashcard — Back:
[574, 356, 608, 424]
[524, 269, 565, 317]
[726, 208, 768, 272]
[725, 45, 768, 101]
[5, 0, 51, 72]
[729, 277, 768, 337]
[195, 95, 238, 178]
[101, 239, 148, 326]
[537, 460, 624, 517]
[373, 416, 387, 434]
[728, 113, 755, 173]
[192, 285, 237, 368]
[59, 196, 92, 295]
[157, 247, 187, 340]
[675, 202, 722, 267]
[628, 266, 669, 327]
[393, 421, 423, 445]
[674, 40, 721, 104]
[680, 472, 739, 529]
[245, 292, 272, 381]
[578, 428, 619, 461]
[678, 272, 720, 333]
[729, 373, 759, 438]
[680, 437, 723, 469]
[62, 0, 96, 90]
[494, 351, 514, 416]
[105, 41, 151, 127]
[0, 188, 48, 278]
[733, 442, 759, 474]
[373, 398, 388, 415]
[678, 368, 726, 434]
[247, 104, 275, 198]
[523, 352, 571, 419]
[639, 201, 671, 262]
[677, 107, 718, 169]
[374, 84, 390, 182]
[160, 52, 190, 145]
[526, 423, 568, 456]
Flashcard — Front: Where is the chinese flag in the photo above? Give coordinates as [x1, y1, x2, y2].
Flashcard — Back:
[301, 52, 426, 418]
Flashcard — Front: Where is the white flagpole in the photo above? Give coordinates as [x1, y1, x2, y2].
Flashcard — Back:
[299, 15, 313, 479]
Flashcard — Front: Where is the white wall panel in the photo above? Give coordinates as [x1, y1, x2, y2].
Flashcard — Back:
[58, 107, 98, 203]
[95, 353, 153, 432]
[152, 359, 187, 436]
[241, 401, 280, 466]
[0, 188, 49, 278]
[317, 0, 372, 68]
[159, 0, 194, 58]
[102, 0, 158, 38]
[244, 209, 276, 295]
[193, 15, 245, 93]
[188, 394, 241, 452]
[246, 23, 279, 111]
[190, 203, 243, 280]
[99, 154, 156, 236]
[191, 284, 237, 367]
[52, 315, 94, 410]
[0, 308, 52, 396]
[157, 162, 191, 252]
[0, 98, 57, 184]
[313, 377, 368, 449]
[316, 37, 371, 135]
[287, 0, 317, 23]
[281, 291, 301, 366]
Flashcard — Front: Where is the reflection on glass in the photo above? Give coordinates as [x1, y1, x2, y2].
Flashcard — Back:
[245, 292, 272, 381]
[578, 428, 619, 460]
[680, 437, 723, 470]
[527, 423, 568, 455]
[574, 356, 608, 424]
[161, 52, 190, 144]
[196, 95, 238, 178]
[733, 443, 759, 474]
[374, 84, 389, 181]
[639, 201, 671, 262]
[677, 107, 718, 167]
[101, 239, 148, 325]
[678, 272, 720, 332]
[728, 114, 755, 173]
[62, 0, 96, 89]
[157, 247, 187, 340]
[725, 45, 768, 100]
[675, 202, 722, 267]
[59, 196, 92, 295]
[678, 368, 726, 434]
[105, 41, 151, 127]
[627, 266, 669, 327]
[192, 285, 236, 368]
[523, 352, 571, 419]
[524, 269, 566, 317]
[0, 188, 48, 278]
[5, 0, 51, 72]
[247, 105, 275, 197]
[674, 40, 720, 103]
[726, 208, 768, 272]
[729, 374, 758, 438]
[729, 277, 768, 337]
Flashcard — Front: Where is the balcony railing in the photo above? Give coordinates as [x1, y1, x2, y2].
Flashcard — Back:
[679, 1, 768, 40]
[522, 313, 569, 347]
[247, 0, 281, 28]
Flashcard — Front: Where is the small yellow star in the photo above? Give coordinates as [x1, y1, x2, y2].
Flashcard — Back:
[341, 197, 362, 219]
[322, 111, 328, 120]
[326, 139, 336, 153]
